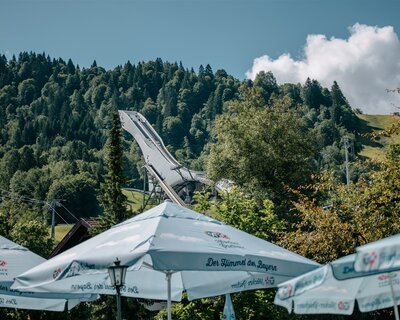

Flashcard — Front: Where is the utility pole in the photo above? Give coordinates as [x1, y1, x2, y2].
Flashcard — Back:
[49, 199, 61, 241]
[343, 136, 352, 186]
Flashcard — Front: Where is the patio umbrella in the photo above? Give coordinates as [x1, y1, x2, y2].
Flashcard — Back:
[12, 201, 319, 319]
[355, 233, 400, 273]
[274, 253, 400, 318]
[0, 235, 96, 311]
[354, 233, 400, 320]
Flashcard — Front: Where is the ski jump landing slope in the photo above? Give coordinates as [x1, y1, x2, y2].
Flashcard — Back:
[119, 110, 211, 192]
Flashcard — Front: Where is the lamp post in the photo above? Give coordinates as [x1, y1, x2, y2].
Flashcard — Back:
[108, 258, 128, 320]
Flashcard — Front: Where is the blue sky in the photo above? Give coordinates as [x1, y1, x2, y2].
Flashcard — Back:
[1, 0, 400, 113]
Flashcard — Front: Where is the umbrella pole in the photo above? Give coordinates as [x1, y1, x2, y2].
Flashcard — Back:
[389, 272, 400, 320]
[116, 286, 122, 320]
[166, 271, 172, 320]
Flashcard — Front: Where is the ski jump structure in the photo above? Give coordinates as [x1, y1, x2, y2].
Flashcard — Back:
[119, 110, 214, 206]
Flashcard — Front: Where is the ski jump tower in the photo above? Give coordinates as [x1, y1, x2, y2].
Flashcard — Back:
[119, 110, 211, 206]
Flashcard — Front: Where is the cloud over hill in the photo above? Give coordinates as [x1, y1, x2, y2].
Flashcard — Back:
[246, 24, 400, 114]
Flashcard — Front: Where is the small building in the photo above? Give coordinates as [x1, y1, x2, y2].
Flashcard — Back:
[49, 218, 100, 258]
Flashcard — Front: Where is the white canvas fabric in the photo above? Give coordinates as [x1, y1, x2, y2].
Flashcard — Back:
[355, 233, 400, 273]
[12, 202, 319, 319]
[0, 235, 95, 311]
[275, 253, 400, 316]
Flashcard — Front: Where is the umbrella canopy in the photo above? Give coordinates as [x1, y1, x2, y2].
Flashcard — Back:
[355, 233, 400, 273]
[0, 235, 95, 311]
[12, 202, 319, 317]
[274, 253, 400, 316]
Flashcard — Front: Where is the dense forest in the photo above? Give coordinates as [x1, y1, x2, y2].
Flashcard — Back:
[2, 52, 399, 319]
[0, 52, 360, 222]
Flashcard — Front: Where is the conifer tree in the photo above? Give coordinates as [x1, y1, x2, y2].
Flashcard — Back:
[99, 103, 128, 230]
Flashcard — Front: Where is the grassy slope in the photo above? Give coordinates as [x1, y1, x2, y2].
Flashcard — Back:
[123, 188, 155, 212]
[356, 114, 400, 160]
[51, 189, 154, 243]
[51, 224, 73, 243]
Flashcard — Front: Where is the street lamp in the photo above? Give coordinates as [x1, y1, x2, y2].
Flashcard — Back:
[108, 258, 128, 320]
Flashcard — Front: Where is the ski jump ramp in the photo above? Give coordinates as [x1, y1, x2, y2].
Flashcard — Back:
[119, 110, 212, 203]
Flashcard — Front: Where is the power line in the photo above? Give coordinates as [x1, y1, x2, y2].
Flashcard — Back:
[0, 188, 79, 222]
[54, 210, 70, 225]
[0, 188, 49, 205]
[58, 203, 79, 222]
[0, 188, 79, 242]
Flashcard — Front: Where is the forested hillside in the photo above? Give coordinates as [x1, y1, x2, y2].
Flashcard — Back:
[0, 53, 240, 224]
[0, 52, 362, 225]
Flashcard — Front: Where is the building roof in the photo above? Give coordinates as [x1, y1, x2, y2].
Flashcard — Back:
[49, 218, 100, 258]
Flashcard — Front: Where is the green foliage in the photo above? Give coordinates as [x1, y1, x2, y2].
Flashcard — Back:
[206, 94, 316, 217]
[47, 173, 100, 222]
[10, 219, 53, 257]
[194, 188, 285, 241]
[231, 290, 298, 320]
[279, 153, 400, 264]
[98, 107, 129, 230]
[0, 198, 52, 258]
[253, 71, 279, 104]
[163, 116, 183, 147]
[0, 52, 361, 199]
[156, 294, 221, 320]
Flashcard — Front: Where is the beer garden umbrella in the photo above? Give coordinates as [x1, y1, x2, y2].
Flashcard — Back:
[274, 253, 400, 319]
[0, 235, 95, 311]
[12, 201, 319, 319]
[354, 233, 400, 320]
[355, 233, 400, 273]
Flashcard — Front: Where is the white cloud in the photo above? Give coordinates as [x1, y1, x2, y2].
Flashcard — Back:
[246, 24, 400, 114]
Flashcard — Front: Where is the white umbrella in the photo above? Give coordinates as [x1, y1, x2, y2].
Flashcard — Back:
[0, 235, 95, 311]
[354, 233, 400, 320]
[355, 233, 400, 273]
[12, 201, 319, 319]
[274, 253, 400, 318]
